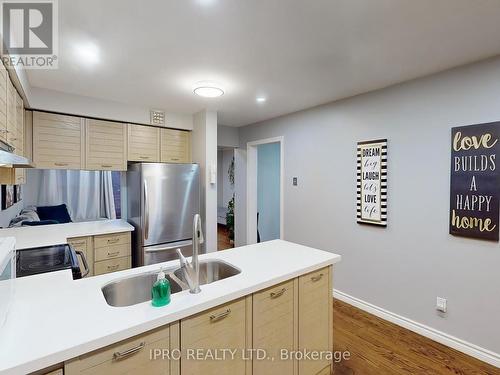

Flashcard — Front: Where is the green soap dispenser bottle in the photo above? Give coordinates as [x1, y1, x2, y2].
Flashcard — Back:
[151, 268, 171, 307]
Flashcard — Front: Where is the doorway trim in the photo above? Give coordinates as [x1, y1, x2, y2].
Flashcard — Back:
[246, 136, 284, 244]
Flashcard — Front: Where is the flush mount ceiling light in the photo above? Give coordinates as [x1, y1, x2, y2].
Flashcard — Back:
[193, 82, 224, 98]
[256, 96, 267, 103]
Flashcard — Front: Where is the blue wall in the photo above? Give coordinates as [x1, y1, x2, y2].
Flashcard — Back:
[257, 142, 280, 241]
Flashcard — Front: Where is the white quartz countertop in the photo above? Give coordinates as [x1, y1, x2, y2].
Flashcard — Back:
[0, 240, 340, 375]
[0, 219, 134, 249]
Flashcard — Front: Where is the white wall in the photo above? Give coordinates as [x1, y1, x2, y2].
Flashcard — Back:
[192, 110, 218, 253]
[29, 87, 193, 130]
[257, 143, 281, 241]
[238, 56, 500, 357]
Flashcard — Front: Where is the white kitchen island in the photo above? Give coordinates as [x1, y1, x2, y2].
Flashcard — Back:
[0, 240, 341, 375]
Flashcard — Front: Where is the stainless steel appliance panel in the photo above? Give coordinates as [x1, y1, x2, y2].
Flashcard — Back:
[141, 163, 200, 246]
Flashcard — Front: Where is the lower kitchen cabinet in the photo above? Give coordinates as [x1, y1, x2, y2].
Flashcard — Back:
[298, 267, 333, 375]
[181, 297, 252, 375]
[253, 279, 297, 375]
[65, 324, 176, 375]
[67, 236, 94, 277]
[56, 266, 333, 375]
[68, 232, 131, 278]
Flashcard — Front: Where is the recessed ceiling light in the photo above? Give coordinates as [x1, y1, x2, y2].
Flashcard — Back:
[74, 42, 99, 65]
[256, 97, 267, 103]
[194, 83, 224, 98]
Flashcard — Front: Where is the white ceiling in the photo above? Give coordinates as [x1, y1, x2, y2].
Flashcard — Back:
[27, 0, 500, 127]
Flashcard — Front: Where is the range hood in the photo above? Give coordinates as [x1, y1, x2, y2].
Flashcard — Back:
[0, 140, 33, 168]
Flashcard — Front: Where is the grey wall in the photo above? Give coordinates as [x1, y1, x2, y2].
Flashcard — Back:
[238, 56, 500, 355]
[218, 125, 239, 148]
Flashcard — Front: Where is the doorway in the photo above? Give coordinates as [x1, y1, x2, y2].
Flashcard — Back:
[217, 148, 235, 250]
[247, 137, 284, 244]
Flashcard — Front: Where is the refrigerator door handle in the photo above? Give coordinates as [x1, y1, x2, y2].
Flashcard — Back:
[144, 240, 193, 253]
[144, 179, 149, 240]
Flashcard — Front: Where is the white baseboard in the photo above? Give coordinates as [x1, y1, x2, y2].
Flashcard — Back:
[333, 289, 500, 369]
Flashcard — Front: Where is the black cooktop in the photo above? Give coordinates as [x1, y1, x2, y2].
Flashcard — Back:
[16, 244, 82, 279]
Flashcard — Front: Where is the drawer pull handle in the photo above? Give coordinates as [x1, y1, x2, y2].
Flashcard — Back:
[139, 156, 150, 159]
[107, 251, 120, 257]
[311, 273, 324, 282]
[113, 341, 145, 360]
[270, 288, 287, 299]
[71, 241, 86, 246]
[54, 162, 68, 166]
[210, 308, 231, 323]
[171, 158, 179, 161]
[101, 164, 113, 168]
[107, 238, 120, 244]
[107, 264, 120, 270]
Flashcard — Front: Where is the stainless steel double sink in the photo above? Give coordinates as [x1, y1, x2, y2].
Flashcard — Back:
[101, 259, 241, 307]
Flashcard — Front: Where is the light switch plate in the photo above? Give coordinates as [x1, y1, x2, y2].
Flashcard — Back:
[436, 297, 447, 313]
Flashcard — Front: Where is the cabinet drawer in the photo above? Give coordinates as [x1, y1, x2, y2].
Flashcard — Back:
[94, 232, 130, 249]
[94, 256, 131, 275]
[65, 325, 170, 374]
[94, 243, 130, 262]
[253, 280, 295, 375]
[181, 298, 247, 374]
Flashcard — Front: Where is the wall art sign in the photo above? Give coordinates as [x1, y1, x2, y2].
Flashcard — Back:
[357, 139, 387, 226]
[450, 122, 500, 241]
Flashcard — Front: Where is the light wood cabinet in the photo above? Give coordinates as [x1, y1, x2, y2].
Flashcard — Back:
[0, 63, 8, 143]
[93, 232, 131, 275]
[86, 119, 127, 171]
[59, 267, 334, 375]
[160, 128, 191, 163]
[6, 78, 17, 149]
[68, 236, 94, 277]
[68, 232, 131, 278]
[0, 91, 26, 185]
[298, 267, 333, 375]
[181, 297, 251, 375]
[65, 324, 174, 375]
[253, 279, 298, 375]
[33, 111, 85, 169]
[127, 124, 160, 162]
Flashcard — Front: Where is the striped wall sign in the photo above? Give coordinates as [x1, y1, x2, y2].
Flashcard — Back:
[357, 139, 387, 226]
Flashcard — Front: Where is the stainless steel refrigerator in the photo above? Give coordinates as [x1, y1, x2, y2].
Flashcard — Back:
[127, 163, 200, 267]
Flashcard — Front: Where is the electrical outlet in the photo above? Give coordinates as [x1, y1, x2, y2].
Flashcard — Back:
[436, 297, 447, 313]
[292, 177, 298, 186]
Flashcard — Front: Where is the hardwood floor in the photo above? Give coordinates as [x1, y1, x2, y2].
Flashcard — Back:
[217, 224, 234, 251]
[333, 299, 499, 375]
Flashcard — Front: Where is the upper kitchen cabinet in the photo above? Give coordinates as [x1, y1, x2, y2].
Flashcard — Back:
[127, 124, 160, 162]
[0, 63, 7, 143]
[14, 92, 24, 156]
[85, 119, 127, 171]
[6, 78, 17, 150]
[160, 128, 191, 163]
[33, 111, 85, 169]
